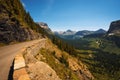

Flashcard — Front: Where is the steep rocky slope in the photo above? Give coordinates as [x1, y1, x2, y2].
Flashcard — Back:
[107, 20, 120, 47]
[107, 20, 120, 35]
[0, 0, 43, 44]
[22, 39, 94, 80]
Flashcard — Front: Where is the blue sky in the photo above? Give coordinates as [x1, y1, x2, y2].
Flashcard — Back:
[21, 0, 120, 31]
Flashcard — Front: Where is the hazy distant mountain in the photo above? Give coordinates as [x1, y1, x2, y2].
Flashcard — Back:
[75, 30, 94, 36]
[54, 30, 76, 39]
[37, 22, 50, 29]
[37, 22, 53, 34]
[83, 29, 106, 38]
[76, 29, 106, 36]
[94, 29, 106, 34]
[54, 29, 106, 39]
[62, 29, 76, 35]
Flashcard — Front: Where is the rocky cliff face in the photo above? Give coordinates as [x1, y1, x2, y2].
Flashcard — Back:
[0, 16, 40, 43]
[107, 20, 120, 35]
[107, 20, 120, 47]
[0, 0, 41, 44]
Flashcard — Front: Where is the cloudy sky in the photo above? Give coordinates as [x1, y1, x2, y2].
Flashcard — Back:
[21, 0, 120, 31]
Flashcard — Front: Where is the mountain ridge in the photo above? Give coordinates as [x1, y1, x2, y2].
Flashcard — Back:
[54, 29, 106, 39]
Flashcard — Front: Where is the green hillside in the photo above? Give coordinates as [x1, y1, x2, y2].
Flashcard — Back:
[59, 37, 120, 80]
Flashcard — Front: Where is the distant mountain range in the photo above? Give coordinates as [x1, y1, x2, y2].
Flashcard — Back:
[54, 29, 106, 39]
[54, 29, 76, 35]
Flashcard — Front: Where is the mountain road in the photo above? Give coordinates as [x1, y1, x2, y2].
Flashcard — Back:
[0, 39, 45, 80]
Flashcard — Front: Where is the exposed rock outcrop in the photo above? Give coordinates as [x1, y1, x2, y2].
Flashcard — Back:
[32, 39, 94, 80]
[37, 22, 52, 34]
[0, 0, 41, 44]
[37, 22, 49, 29]
[107, 20, 120, 47]
[13, 39, 61, 80]
[107, 20, 120, 35]
[23, 39, 61, 80]
[13, 39, 94, 80]
[14, 53, 30, 80]
[0, 17, 40, 43]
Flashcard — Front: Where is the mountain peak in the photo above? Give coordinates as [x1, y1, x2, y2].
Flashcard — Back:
[37, 22, 49, 29]
[66, 29, 73, 32]
[97, 28, 105, 31]
[62, 29, 76, 35]
[95, 29, 106, 34]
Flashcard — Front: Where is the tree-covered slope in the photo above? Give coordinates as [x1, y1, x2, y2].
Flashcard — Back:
[0, 0, 46, 44]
